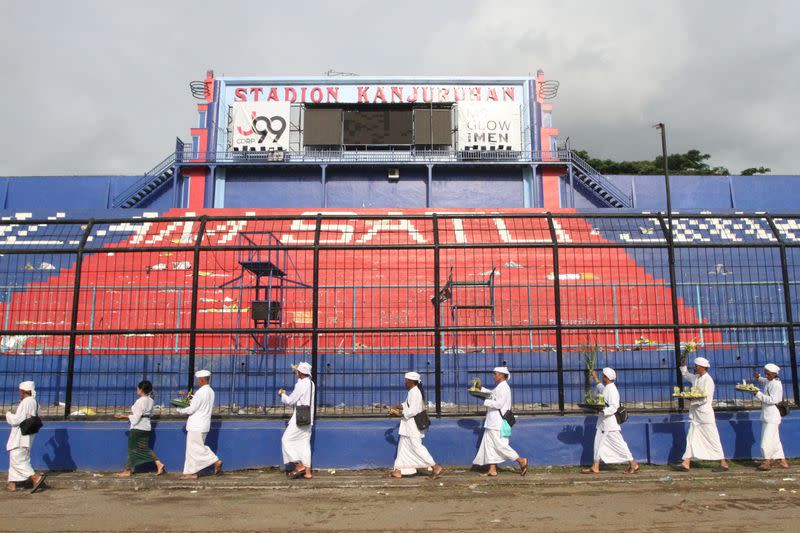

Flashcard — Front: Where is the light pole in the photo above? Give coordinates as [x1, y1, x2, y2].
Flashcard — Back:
[653, 123, 672, 221]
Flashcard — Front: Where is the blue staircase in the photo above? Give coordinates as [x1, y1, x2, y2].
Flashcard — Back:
[570, 151, 633, 208]
[112, 152, 178, 208]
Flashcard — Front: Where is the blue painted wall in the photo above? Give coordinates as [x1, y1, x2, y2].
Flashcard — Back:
[224, 167, 323, 208]
[2, 412, 797, 471]
[327, 166, 427, 208]
[433, 167, 524, 208]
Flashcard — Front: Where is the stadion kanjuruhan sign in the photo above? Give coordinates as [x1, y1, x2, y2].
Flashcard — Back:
[229, 84, 523, 104]
[227, 102, 291, 151]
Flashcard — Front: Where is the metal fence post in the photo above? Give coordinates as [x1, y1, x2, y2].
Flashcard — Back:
[63, 220, 95, 419]
[765, 215, 800, 402]
[432, 214, 442, 416]
[186, 216, 208, 392]
[656, 214, 683, 405]
[311, 214, 322, 407]
[546, 214, 565, 414]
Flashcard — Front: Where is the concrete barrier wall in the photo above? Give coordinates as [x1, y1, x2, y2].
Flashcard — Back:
[2, 411, 798, 472]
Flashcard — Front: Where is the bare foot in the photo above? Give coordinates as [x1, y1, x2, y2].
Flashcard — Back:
[390, 470, 403, 479]
[116, 470, 132, 478]
[580, 468, 600, 475]
[180, 474, 198, 480]
[6, 482, 15, 492]
[430, 465, 443, 480]
[155, 462, 166, 476]
[479, 471, 498, 477]
[213, 460, 223, 475]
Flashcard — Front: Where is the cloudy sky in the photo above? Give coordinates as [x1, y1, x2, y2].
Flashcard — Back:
[1, 0, 798, 176]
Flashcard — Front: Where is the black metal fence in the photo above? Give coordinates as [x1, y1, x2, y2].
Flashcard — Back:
[0, 212, 798, 419]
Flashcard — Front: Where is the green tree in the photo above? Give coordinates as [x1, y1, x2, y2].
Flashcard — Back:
[740, 166, 771, 175]
[574, 149, 734, 175]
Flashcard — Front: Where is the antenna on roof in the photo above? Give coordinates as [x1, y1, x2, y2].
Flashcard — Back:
[324, 69, 358, 77]
[538, 80, 560, 100]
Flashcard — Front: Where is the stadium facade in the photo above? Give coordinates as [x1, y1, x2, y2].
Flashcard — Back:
[1, 70, 799, 471]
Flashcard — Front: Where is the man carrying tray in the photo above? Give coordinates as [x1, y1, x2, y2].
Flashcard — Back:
[472, 366, 528, 477]
[581, 368, 638, 475]
[673, 356, 729, 472]
[177, 370, 223, 479]
[751, 363, 789, 470]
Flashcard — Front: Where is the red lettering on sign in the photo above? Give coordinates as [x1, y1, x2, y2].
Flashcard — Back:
[453, 87, 465, 102]
[310, 87, 323, 103]
[300, 87, 307, 102]
[421, 87, 433, 103]
[470, 87, 481, 101]
[503, 87, 515, 101]
[267, 88, 279, 101]
[391, 86, 403, 103]
[405, 87, 418, 103]
[250, 88, 263, 101]
[358, 86, 369, 103]
[285, 87, 297, 102]
[374, 86, 387, 103]
[438, 87, 449, 101]
[234, 88, 247, 102]
[487, 88, 498, 101]
[326, 87, 339, 102]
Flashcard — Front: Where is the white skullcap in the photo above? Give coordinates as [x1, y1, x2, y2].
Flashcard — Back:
[195, 369, 211, 378]
[602, 367, 616, 380]
[693, 357, 710, 368]
[295, 362, 312, 375]
[19, 381, 36, 398]
[764, 363, 780, 374]
[493, 366, 511, 378]
[404, 371, 421, 381]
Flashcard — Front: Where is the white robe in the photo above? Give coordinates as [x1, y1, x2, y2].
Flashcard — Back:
[756, 378, 785, 460]
[680, 367, 725, 460]
[280, 377, 314, 466]
[593, 382, 633, 464]
[473, 380, 519, 465]
[6, 396, 38, 482]
[394, 386, 435, 474]
[177, 385, 219, 474]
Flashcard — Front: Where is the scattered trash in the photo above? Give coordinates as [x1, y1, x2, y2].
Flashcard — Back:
[70, 408, 96, 416]
[792, 490, 797, 494]
[38, 262, 55, 270]
[718, 493, 726, 497]
[490, 519, 502, 523]
[659, 476, 673, 482]
[438, 482, 444, 486]
[778, 488, 787, 492]
[172, 261, 191, 270]
[503, 260, 525, 269]
[147, 263, 167, 272]
[92, 473, 104, 478]
[328, 469, 336, 475]
[376, 491, 389, 496]
[760, 479, 777, 484]
[190, 490, 198, 494]
[546, 272, 595, 281]
[782, 477, 795, 481]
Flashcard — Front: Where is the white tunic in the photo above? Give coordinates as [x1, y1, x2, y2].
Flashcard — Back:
[756, 377, 785, 460]
[593, 382, 633, 464]
[128, 396, 154, 431]
[755, 377, 782, 424]
[280, 378, 315, 467]
[6, 396, 38, 483]
[680, 366, 717, 424]
[473, 380, 519, 465]
[394, 386, 435, 474]
[680, 367, 725, 460]
[481, 380, 511, 430]
[177, 384, 214, 432]
[6, 396, 38, 451]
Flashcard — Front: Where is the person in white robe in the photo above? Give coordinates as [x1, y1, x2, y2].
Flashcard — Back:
[472, 366, 528, 476]
[389, 372, 442, 479]
[751, 363, 789, 470]
[279, 362, 315, 479]
[5, 381, 47, 493]
[177, 370, 222, 479]
[674, 356, 729, 472]
[581, 368, 638, 474]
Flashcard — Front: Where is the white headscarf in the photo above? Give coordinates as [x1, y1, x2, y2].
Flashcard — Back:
[602, 367, 616, 381]
[493, 366, 511, 379]
[195, 369, 212, 378]
[404, 371, 421, 381]
[693, 357, 710, 368]
[764, 363, 780, 374]
[19, 381, 36, 398]
[295, 362, 312, 375]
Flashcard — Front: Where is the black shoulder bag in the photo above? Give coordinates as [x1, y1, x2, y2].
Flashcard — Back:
[615, 404, 629, 424]
[19, 401, 43, 436]
[777, 400, 791, 417]
[502, 409, 516, 427]
[295, 381, 314, 426]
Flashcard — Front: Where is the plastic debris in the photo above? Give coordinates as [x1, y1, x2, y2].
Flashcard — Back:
[172, 261, 191, 270]
[147, 263, 167, 271]
[190, 490, 198, 494]
[38, 262, 55, 270]
[659, 476, 673, 482]
[782, 478, 795, 481]
[778, 488, 787, 492]
[70, 408, 96, 416]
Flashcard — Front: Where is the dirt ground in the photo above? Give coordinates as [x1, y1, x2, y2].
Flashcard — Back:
[1, 463, 799, 532]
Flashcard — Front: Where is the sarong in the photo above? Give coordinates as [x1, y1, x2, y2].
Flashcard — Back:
[394, 435, 435, 475]
[126, 429, 159, 469]
[473, 428, 519, 465]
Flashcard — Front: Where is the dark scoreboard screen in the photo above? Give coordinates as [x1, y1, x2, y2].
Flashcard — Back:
[343, 110, 412, 145]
